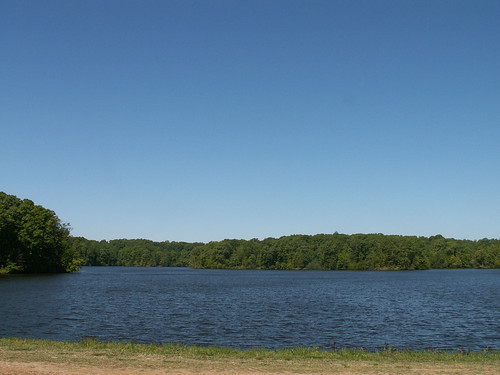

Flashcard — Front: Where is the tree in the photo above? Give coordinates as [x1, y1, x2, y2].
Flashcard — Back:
[0, 192, 80, 273]
[62, 228, 500, 271]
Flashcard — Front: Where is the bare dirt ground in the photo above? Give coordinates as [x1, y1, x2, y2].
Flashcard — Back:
[1, 356, 499, 375]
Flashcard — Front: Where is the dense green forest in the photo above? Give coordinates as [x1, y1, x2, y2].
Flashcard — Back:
[2, 192, 499, 273]
[0, 192, 80, 273]
[68, 237, 202, 267]
[71, 233, 499, 271]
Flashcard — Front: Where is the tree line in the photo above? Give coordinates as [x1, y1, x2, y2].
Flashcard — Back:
[68, 237, 202, 267]
[71, 233, 499, 271]
[2, 192, 499, 273]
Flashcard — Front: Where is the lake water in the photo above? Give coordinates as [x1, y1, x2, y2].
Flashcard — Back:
[0, 267, 498, 350]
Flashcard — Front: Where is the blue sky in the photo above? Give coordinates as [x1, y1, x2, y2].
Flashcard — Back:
[1, 0, 499, 242]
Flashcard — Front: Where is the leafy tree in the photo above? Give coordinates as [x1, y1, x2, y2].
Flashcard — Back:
[0, 192, 80, 273]
[71, 237, 203, 267]
[64, 222, 500, 272]
[182, 233, 498, 271]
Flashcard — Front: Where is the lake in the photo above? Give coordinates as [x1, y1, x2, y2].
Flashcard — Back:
[0, 267, 498, 350]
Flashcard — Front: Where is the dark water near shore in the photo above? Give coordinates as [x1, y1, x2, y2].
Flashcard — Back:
[0, 267, 498, 350]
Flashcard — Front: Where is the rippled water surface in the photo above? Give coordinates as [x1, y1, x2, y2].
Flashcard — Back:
[1, 267, 498, 350]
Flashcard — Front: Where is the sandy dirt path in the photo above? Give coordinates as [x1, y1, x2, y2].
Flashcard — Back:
[1, 358, 499, 375]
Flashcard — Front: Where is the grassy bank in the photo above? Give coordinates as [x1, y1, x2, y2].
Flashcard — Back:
[0, 337, 499, 374]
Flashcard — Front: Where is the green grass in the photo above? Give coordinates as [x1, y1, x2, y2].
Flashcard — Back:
[1, 337, 499, 375]
[1, 337, 498, 363]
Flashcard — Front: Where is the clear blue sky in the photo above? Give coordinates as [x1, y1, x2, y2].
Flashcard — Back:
[1, 0, 499, 242]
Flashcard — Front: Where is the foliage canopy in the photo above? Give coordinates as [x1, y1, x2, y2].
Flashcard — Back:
[0, 192, 80, 273]
[3, 192, 498, 272]
[72, 233, 499, 271]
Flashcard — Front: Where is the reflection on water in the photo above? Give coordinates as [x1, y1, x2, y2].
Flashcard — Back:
[0, 267, 498, 350]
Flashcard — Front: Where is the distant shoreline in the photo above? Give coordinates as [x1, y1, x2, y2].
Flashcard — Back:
[70, 233, 500, 271]
[2, 264, 498, 277]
